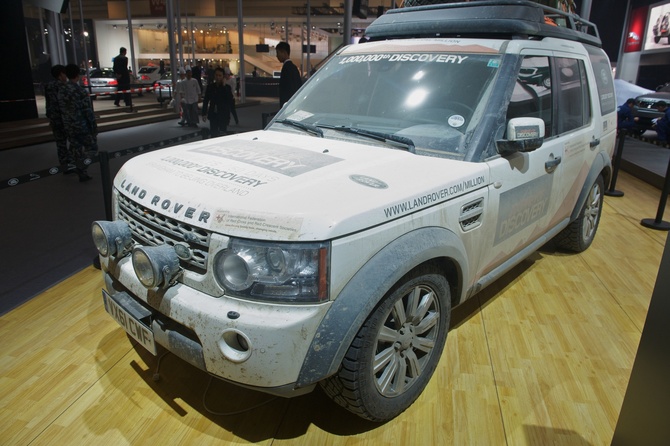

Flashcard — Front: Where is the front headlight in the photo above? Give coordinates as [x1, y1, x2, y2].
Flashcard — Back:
[214, 239, 330, 303]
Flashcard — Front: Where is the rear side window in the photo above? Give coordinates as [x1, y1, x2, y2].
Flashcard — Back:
[585, 45, 616, 115]
[555, 58, 591, 134]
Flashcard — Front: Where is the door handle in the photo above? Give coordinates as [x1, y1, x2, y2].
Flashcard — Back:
[590, 138, 600, 148]
[545, 156, 561, 173]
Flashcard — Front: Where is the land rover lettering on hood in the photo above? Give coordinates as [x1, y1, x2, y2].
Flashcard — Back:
[93, 1, 616, 422]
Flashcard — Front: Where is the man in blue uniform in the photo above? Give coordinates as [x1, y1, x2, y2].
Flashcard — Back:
[617, 98, 639, 132]
[654, 101, 670, 144]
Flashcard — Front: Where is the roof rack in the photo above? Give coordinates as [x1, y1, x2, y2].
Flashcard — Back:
[363, 0, 602, 48]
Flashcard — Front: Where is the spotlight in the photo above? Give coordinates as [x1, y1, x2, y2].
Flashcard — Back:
[132, 244, 181, 289]
[92, 220, 133, 258]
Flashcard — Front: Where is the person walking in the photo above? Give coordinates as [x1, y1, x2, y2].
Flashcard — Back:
[113, 47, 132, 107]
[178, 67, 201, 127]
[58, 64, 97, 182]
[44, 64, 75, 174]
[224, 67, 239, 125]
[202, 67, 234, 138]
[276, 41, 302, 107]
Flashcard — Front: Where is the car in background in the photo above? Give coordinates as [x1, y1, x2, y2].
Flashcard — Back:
[152, 71, 207, 102]
[81, 68, 118, 99]
[652, 13, 669, 44]
[81, 68, 141, 99]
[137, 66, 162, 86]
[152, 71, 176, 102]
[633, 82, 670, 133]
[518, 65, 551, 88]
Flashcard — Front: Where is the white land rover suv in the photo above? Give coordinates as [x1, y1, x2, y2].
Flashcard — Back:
[92, 1, 617, 422]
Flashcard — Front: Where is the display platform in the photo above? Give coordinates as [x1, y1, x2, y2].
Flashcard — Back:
[1, 170, 666, 445]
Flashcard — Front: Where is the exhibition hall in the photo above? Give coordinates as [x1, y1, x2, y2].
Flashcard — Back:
[1, 1, 669, 445]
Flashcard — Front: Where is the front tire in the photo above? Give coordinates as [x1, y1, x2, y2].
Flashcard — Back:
[554, 174, 604, 252]
[321, 267, 451, 422]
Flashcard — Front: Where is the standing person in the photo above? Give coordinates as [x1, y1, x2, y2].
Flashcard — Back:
[178, 67, 201, 128]
[276, 41, 302, 107]
[192, 60, 203, 91]
[113, 47, 132, 107]
[252, 66, 258, 77]
[224, 67, 239, 125]
[175, 67, 187, 126]
[58, 64, 97, 182]
[617, 98, 639, 132]
[202, 67, 234, 138]
[653, 101, 670, 143]
[44, 64, 74, 174]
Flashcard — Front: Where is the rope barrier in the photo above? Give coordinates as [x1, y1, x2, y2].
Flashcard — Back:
[0, 129, 205, 191]
[0, 98, 37, 103]
[88, 85, 172, 98]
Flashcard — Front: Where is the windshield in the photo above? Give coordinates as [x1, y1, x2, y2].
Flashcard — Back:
[273, 49, 501, 159]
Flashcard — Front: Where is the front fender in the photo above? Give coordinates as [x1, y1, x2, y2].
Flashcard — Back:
[295, 226, 469, 388]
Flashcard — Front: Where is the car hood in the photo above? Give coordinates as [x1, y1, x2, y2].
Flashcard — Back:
[635, 91, 670, 102]
[114, 130, 489, 241]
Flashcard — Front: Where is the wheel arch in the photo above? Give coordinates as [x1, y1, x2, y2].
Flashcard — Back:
[570, 150, 611, 222]
[295, 226, 468, 388]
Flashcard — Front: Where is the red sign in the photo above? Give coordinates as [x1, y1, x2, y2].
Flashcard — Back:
[625, 6, 648, 53]
[149, 0, 166, 17]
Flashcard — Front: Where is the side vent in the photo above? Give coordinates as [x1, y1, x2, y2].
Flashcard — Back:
[459, 198, 484, 231]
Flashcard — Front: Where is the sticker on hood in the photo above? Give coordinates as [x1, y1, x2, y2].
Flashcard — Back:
[190, 140, 343, 177]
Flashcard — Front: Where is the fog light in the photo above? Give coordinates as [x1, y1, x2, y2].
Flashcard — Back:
[218, 329, 252, 363]
[132, 244, 181, 288]
[92, 220, 133, 257]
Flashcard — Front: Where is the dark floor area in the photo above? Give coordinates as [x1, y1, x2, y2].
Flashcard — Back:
[1, 110, 668, 315]
[0, 98, 279, 315]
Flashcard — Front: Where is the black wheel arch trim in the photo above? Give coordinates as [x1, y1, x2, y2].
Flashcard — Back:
[295, 226, 469, 388]
[570, 151, 611, 222]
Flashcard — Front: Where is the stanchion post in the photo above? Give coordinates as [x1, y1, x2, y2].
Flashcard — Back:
[605, 130, 625, 197]
[641, 151, 670, 231]
[99, 151, 113, 221]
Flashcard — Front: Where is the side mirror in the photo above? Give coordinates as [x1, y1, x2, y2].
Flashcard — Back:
[496, 117, 545, 156]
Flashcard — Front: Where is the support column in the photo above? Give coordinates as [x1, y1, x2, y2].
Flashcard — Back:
[237, 0, 246, 102]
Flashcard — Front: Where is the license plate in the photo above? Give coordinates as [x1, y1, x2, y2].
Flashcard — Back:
[102, 290, 157, 355]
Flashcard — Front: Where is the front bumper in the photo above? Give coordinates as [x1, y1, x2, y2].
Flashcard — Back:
[100, 254, 331, 397]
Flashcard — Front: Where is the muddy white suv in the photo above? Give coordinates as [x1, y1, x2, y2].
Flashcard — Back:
[92, 1, 616, 422]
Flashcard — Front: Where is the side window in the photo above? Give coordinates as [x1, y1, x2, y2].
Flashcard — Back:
[507, 56, 553, 137]
[556, 58, 591, 134]
[585, 45, 616, 115]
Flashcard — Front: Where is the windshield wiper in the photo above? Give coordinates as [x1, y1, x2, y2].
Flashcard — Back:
[274, 119, 324, 137]
[318, 124, 415, 152]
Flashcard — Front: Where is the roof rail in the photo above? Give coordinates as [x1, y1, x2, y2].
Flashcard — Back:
[363, 0, 601, 48]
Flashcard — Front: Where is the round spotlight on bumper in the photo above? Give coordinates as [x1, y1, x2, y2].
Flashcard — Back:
[92, 220, 133, 257]
[132, 244, 181, 288]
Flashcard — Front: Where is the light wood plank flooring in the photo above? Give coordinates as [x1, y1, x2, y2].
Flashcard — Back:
[1, 171, 667, 446]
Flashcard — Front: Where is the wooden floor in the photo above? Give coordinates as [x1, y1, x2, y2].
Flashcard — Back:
[1, 171, 667, 446]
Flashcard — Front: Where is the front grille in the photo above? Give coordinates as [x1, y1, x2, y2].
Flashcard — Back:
[117, 193, 210, 273]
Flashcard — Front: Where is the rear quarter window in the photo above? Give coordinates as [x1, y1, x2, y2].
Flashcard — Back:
[586, 45, 616, 115]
